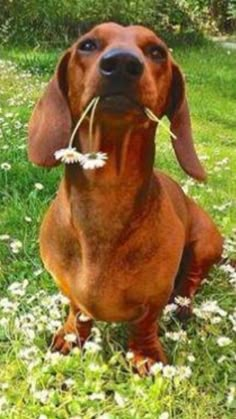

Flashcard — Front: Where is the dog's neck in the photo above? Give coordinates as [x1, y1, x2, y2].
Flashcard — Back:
[64, 121, 157, 252]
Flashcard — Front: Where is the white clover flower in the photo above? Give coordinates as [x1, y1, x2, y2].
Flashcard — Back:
[19, 346, 38, 361]
[8, 280, 28, 296]
[114, 392, 126, 407]
[22, 328, 35, 341]
[163, 303, 177, 321]
[54, 147, 82, 164]
[63, 378, 75, 388]
[220, 264, 236, 289]
[162, 365, 177, 378]
[78, 312, 91, 322]
[84, 341, 102, 353]
[193, 299, 227, 320]
[165, 330, 187, 342]
[126, 351, 134, 360]
[64, 333, 77, 343]
[217, 355, 227, 364]
[216, 336, 232, 347]
[210, 316, 222, 324]
[150, 362, 163, 375]
[96, 414, 112, 419]
[0, 234, 10, 241]
[88, 362, 101, 372]
[1, 162, 11, 170]
[174, 296, 191, 307]
[34, 389, 51, 404]
[163, 303, 177, 315]
[0, 383, 9, 391]
[59, 294, 70, 305]
[34, 182, 44, 190]
[187, 354, 196, 363]
[24, 216, 32, 223]
[79, 152, 108, 170]
[0, 297, 18, 313]
[178, 366, 192, 379]
[10, 239, 22, 254]
[44, 351, 63, 365]
[159, 412, 169, 419]
[88, 392, 106, 401]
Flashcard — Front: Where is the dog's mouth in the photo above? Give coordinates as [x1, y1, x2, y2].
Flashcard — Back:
[95, 94, 144, 115]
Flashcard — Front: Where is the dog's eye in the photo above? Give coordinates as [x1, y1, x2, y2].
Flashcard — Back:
[78, 39, 98, 53]
[147, 45, 167, 62]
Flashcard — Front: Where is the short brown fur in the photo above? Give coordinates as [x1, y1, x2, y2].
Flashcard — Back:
[28, 23, 223, 374]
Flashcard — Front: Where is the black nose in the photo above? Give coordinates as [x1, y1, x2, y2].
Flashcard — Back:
[99, 48, 144, 80]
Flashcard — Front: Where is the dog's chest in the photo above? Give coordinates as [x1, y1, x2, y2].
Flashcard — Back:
[73, 212, 185, 322]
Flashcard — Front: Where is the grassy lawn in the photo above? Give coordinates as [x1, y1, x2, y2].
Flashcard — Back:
[0, 42, 236, 418]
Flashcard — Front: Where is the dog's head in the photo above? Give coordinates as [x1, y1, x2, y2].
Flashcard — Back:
[28, 22, 206, 180]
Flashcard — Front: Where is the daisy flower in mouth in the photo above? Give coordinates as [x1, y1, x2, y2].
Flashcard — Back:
[54, 147, 82, 164]
[79, 152, 108, 170]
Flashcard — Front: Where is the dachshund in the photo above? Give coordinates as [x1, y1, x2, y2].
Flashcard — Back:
[28, 22, 223, 375]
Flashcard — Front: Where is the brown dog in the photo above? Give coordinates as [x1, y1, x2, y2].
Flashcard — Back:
[28, 22, 223, 374]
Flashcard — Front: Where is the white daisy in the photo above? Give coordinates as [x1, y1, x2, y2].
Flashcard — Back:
[150, 362, 164, 375]
[174, 296, 191, 307]
[0, 234, 10, 241]
[64, 333, 77, 343]
[159, 412, 169, 419]
[88, 392, 106, 401]
[187, 354, 196, 363]
[54, 147, 82, 164]
[1, 162, 11, 170]
[165, 330, 187, 342]
[79, 152, 108, 170]
[126, 351, 135, 360]
[216, 336, 232, 347]
[34, 182, 44, 190]
[10, 239, 22, 253]
[77, 312, 91, 322]
[162, 365, 177, 378]
[114, 392, 126, 407]
[178, 365, 192, 379]
[83, 341, 102, 353]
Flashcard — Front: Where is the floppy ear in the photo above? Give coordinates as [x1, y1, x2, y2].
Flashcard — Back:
[166, 62, 206, 181]
[28, 51, 72, 167]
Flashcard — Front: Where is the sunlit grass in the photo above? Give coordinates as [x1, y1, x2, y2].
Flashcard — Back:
[0, 43, 236, 418]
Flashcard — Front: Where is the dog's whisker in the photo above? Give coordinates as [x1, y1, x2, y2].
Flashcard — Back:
[145, 107, 177, 141]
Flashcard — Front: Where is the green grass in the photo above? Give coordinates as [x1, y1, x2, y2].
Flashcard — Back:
[0, 43, 236, 419]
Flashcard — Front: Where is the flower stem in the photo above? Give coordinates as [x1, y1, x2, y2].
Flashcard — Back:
[89, 97, 100, 153]
[68, 97, 98, 148]
[145, 107, 177, 140]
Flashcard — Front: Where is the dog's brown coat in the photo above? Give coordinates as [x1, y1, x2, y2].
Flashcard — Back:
[28, 23, 223, 374]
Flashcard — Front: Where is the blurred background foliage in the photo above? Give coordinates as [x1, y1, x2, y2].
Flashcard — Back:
[0, 0, 236, 47]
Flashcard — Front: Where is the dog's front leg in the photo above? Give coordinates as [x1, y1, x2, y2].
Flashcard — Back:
[128, 306, 167, 376]
[51, 304, 93, 355]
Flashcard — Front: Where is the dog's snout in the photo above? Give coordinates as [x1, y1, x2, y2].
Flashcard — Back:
[99, 48, 144, 80]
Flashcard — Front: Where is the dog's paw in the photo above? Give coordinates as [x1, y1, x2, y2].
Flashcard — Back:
[175, 304, 193, 323]
[50, 328, 81, 355]
[127, 349, 168, 376]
